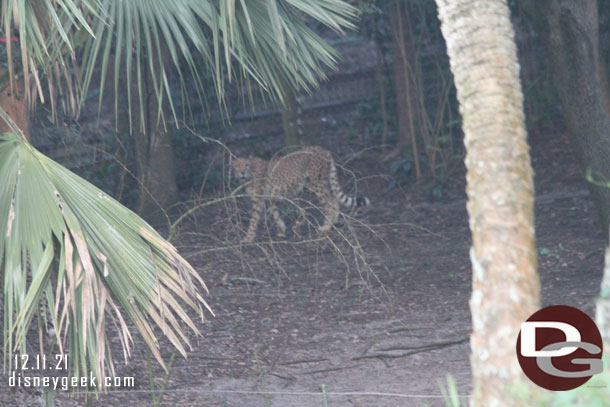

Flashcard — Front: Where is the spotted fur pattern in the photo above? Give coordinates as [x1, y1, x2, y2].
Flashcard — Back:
[231, 146, 370, 242]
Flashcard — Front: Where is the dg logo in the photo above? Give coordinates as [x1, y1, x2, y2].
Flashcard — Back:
[516, 305, 604, 391]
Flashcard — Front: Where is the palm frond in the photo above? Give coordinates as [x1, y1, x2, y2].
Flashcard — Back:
[1, 0, 357, 126]
[84, 0, 357, 131]
[0, 131, 211, 381]
[0, 0, 98, 113]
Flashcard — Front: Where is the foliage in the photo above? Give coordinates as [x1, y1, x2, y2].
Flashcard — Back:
[357, 0, 570, 180]
[439, 375, 467, 407]
[511, 359, 610, 407]
[387, 155, 413, 190]
[357, 0, 391, 44]
[1, 0, 358, 127]
[0, 130, 212, 380]
[537, 243, 565, 260]
[354, 97, 397, 140]
[441, 362, 610, 407]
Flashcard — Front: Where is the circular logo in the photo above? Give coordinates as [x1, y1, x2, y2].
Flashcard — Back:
[516, 305, 603, 391]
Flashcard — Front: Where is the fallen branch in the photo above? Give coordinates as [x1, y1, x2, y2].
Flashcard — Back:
[352, 337, 468, 361]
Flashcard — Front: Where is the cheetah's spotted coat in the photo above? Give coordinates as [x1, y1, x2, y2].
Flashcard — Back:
[231, 146, 370, 243]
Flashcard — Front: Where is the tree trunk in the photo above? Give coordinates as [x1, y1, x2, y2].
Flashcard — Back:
[435, 0, 541, 406]
[117, 58, 179, 226]
[375, 44, 389, 149]
[281, 80, 301, 147]
[523, 0, 610, 236]
[133, 124, 178, 226]
[372, 17, 390, 149]
[0, 77, 29, 139]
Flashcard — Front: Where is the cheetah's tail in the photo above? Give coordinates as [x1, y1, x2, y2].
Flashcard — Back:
[329, 160, 370, 208]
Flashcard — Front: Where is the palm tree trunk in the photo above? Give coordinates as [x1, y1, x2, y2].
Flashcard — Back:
[435, 0, 541, 405]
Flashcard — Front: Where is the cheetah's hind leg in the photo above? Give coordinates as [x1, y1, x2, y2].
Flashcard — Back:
[269, 204, 287, 238]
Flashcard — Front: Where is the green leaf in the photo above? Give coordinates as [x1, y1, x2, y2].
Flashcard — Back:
[0, 132, 211, 382]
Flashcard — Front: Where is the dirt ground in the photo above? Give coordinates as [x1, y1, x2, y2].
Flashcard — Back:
[2, 131, 606, 407]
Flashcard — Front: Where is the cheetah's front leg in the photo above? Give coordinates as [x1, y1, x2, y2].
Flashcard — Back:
[243, 199, 264, 243]
[269, 204, 287, 238]
[318, 195, 339, 233]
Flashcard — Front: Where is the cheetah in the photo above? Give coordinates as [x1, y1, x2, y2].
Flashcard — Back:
[231, 146, 370, 243]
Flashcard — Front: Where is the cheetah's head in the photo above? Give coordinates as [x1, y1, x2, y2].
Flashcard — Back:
[231, 157, 253, 180]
